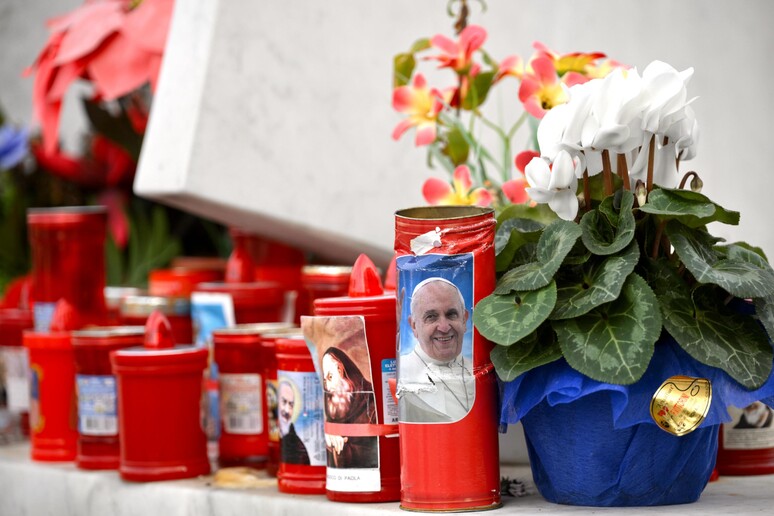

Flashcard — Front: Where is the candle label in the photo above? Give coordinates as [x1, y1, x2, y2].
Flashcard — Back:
[76, 374, 118, 436]
[396, 253, 476, 424]
[1, 347, 30, 412]
[723, 403, 774, 449]
[382, 359, 398, 425]
[301, 315, 382, 492]
[277, 370, 326, 466]
[650, 375, 711, 436]
[220, 373, 263, 435]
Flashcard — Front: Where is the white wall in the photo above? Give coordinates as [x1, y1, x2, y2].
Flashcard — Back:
[0, 0, 86, 153]
[134, 0, 774, 268]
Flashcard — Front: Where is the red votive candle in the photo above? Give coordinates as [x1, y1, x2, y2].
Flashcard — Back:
[119, 294, 193, 346]
[72, 326, 145, 469]
[111, 311, 210, 481]
[0, 308, 34, 439]
[212, 322, 295, 468]
[148, 267, 223, 298]
[299, 265, 352, 318]
[716, 403, 774, 475]
[276, 335, 327, 494]
[303, 254, 400, 502]
[27, 206, 108, 331]
[260, 328, 305, 477]
[394, 206, 501, 512]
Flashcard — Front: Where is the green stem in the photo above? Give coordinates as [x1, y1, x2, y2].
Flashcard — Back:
[506, 111, 529, 141]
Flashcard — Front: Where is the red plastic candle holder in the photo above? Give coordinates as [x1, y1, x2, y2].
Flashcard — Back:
[72, 326, 145, 469]
[111, 312, 210, 481]
[212, 323, 295, 468]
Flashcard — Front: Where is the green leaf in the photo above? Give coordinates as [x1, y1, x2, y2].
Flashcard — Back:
[495, 218, 544, 271]
[551, 241, 640, 320]
[666, 222, 774, 298]
[639, 187, 740, 227]
[641, 257, 691, 302]
[461, 71, 495, 110]
[490, 326, 562, 381]
[580, 190, 635, 256]
[496, 202, 557, 226]
[554, 273, 662, 385]
[585, 171, 623, 203]
[473, 281, 557, 346]
[442, 126, 470, 166]
[494, 220, 582, 293]
[409, 37, 431, 54]
[660, 286, 773, 389]
[393, 53, 416, 87]
[124, 204, 182, 287]
[754, 297, 774, 343]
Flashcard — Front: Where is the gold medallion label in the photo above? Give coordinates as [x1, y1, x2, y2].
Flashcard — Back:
[650, 376, 712, 436]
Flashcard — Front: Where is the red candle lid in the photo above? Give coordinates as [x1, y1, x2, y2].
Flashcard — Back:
[22, 299, 77, 350]
[225, 244, 255, 283]
[301, 265, 352, 286]
[27, 205, 107, 227]
[71, 326, 146, 348]
[110, 311, 208, 367]
[0, 308, 34, 347]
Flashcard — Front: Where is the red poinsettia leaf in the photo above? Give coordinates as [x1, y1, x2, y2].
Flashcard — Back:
[87, 33, 153, 100]
[53, 2, 125, 65]
[122, 0, 175, 54]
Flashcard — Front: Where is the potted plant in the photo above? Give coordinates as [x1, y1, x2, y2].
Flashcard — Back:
[471, 60, 774, 506]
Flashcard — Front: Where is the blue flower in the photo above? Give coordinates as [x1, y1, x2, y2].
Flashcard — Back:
[0, 124, 30, 170]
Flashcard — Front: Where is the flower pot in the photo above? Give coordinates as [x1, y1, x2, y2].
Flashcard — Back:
[500, 336, 774, 507]
[521, 391, 719, 506]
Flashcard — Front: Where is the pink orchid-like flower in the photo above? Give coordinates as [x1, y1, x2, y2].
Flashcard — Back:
[584, 58, 630, 79]
[495, 54, 524, 82]
[518, 57, 569, 119]
[501, 150, 540, 205]
[532, 41, 606, 77]
[422, 165, 493, 207]
[515, 150, 540, 174]
[25, 0, 174, 154]
[501, 176, 530, 204]
[427, 25, 487, 74]
[392, 74, 446, 146]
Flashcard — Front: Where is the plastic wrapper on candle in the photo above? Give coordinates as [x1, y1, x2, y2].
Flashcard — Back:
[72, 326, 144, 469]
[394, 206, 501, 512]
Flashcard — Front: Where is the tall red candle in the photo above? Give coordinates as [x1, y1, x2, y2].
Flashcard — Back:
[394, 206, 501, 511]
[303, 254, 400, 502]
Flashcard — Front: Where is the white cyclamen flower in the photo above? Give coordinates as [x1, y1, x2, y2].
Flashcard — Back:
[525, 150, 580, 221]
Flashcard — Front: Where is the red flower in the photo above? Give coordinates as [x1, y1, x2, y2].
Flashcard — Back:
[26, 0, 174, 153]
